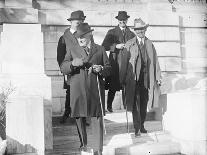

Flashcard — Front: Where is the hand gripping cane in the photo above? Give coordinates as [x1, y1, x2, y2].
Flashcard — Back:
[96, 75, 106, 135]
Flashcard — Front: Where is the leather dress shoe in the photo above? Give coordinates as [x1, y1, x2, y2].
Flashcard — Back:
[107, 108, 113, 113]
[140, 127, 147, 133]
[94, 150, 103, 155]
[135, 130, 141, 137]
[60, 109, 71, 124]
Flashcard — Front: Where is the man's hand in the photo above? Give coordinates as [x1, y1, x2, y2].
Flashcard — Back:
[116, 43, 125, 49]
[157, 79, 162, 86]
[93, 65, 103, 73]
[72, 58, 83, 67]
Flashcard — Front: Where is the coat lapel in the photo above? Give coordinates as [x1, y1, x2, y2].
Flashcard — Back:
[64, 28, 88, 59]
[115, 26, 125, 43]
[87, 43, 97, 62]
[129, 37, 141, 77]
[124, 27, 132, 42]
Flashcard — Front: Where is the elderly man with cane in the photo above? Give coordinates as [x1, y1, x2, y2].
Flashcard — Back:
[60, 22, 111, 155]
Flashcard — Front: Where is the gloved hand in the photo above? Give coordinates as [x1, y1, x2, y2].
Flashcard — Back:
[116, 43, 125, 49]
[92, 65, 103, 73]
[72, 58, 83, 67]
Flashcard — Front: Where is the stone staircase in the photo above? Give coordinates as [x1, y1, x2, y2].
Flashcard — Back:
[46, 110, 182, 155]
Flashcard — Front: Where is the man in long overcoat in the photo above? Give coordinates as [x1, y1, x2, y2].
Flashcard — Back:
[57, 10, 86, 123]
[102, 11, 135, 112]
[60, 23, 111, 155]
[124, 18, 161, 136]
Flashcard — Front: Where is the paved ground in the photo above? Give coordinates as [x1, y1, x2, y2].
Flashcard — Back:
[46, 110, 183, 155]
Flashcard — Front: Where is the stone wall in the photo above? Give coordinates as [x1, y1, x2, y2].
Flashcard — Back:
[0, 0, 207, 117]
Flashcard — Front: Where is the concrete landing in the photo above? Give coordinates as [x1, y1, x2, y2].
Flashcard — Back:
[47, 110, 182, 155]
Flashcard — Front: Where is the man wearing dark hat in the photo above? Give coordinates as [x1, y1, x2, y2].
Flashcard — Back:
[124, 18, 161, 136]
[57, 10, 86, 123]
[102, 11, 135, 113]
[60, 22, 111, 155]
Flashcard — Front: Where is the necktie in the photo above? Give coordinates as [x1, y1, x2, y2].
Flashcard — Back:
[140, 40, 144, 48]
[122, 29, 126, 42]
[84, 47, 89, 56]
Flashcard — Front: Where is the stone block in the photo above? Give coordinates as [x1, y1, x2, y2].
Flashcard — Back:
[51, 79, 65, 97]
[44, 104, 53, 150]
[148, 11, 179, 26]
[182, 46, 207, 58]
[0, 8, 38, 23]
[1, 24, 44, 74]
[85, 11, 112, 26]
[180, 13, 207, 28]
[45, 58, 59, 71]
[182, 28, 207, 45]
[158, 57, 182, 72]
[43, 31, 57, 43]
[39, 9, 69, 25]
[37, 0, 145, 11]
[182, 58, 207, 73]
[41, 25, 57, 32]
[0, 0, 5, 8]
[44, 42, 57, 59]
[5, 0, 32, 8]
[154, 42, 181, 57]
[163, 89, 207, 155]
[45, 70, 62, 76]
[92, 27, 110, 45]
[60, 97, 66, 113]
[52, 97, 62, 114]
[6, 96, 45, 155]
[146, 27, 180, 41]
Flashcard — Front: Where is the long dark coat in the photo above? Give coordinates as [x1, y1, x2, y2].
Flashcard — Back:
[57, 28, 72, 89]
[60, 33, 111, 117]
[102, 26, 135, 91]
[124, 37, 161, 111]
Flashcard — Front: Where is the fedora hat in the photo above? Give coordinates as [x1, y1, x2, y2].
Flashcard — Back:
[67, 10, 86, 21]
[133, 18, 149, 30]
[75, 23, 94, 38]
[115, 11, 130, 21]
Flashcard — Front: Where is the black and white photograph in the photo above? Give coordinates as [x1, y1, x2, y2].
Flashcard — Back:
[0, 0, 207, 155]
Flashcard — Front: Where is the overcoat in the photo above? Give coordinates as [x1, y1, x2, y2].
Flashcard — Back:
[124, 37, 161, 111]
[60, 31, 111, 117]
[57, 28, 72, 89]
[102, 26, 135, 91]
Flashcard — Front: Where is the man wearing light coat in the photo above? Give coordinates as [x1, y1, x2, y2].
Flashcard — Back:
[124, 18, 161, 136]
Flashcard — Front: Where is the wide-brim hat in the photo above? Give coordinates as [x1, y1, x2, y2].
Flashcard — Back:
[67, 10, 86, 21]
[133, 18, 149, 30]
[115, 11, 130, 21]
[75, 23, 94, 38]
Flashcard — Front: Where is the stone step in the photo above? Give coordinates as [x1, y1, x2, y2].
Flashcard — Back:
[48, 111, 182, 155]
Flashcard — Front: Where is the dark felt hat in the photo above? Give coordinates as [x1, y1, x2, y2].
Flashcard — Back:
[67, 10, 86, 21]
[75, 23, 94, 38]
[115, 11, 130, 21]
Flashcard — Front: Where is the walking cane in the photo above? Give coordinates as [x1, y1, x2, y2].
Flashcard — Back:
[123, 86, 129, 134]
[96, 75, 107, 135]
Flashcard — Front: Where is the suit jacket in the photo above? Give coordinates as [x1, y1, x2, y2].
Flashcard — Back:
[102, 26, 135, 91]
[60, 40, 111, 117]
[124, 37, 161, 111]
